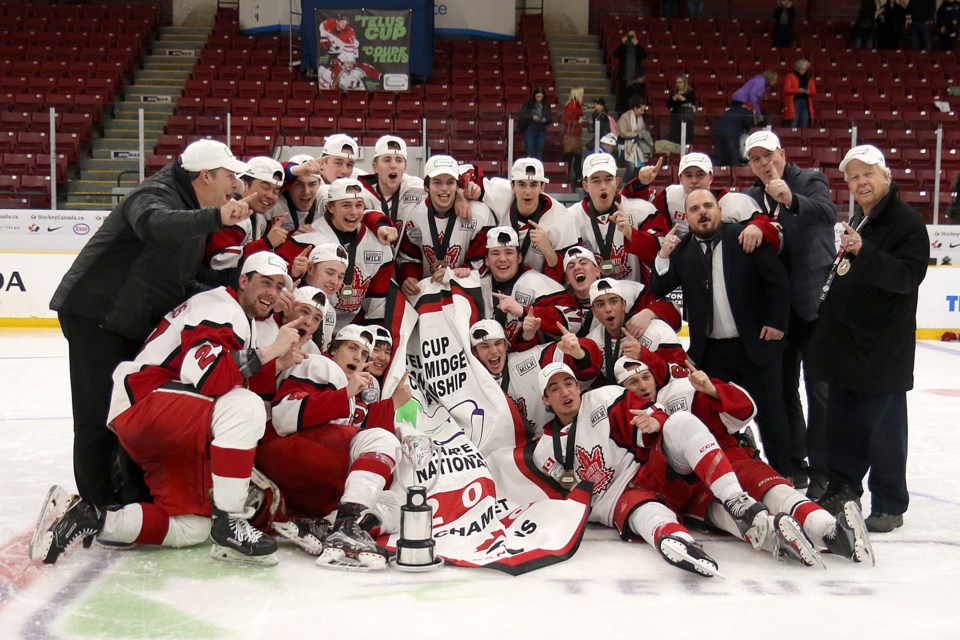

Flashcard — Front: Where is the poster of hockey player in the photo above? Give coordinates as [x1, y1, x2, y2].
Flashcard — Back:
[316, 9, 412, 92]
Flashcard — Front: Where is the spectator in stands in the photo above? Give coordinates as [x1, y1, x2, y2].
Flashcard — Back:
[877, 0, 907, 49]
[588, 98, 617, 150]
[667, 74, 697, 145]
[613, 29, 647, 114]
[562, 87, 587, 184]
[853, 0, 878, 49]
[783, 59, 816, 129]
[711, 104, 754, 166]
[599, 133, 620, 158]
[907, 0, 936, 50]
[936, 0, 960, 50]
[772, 0, 797, 48]
[49, 139, 254, 508]
[519, 86, 553, 161]
[617, 96, 654, 184]
[731, 71, 778, 124]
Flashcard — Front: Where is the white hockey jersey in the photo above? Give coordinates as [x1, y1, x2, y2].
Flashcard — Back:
[569, 195, 665, 283]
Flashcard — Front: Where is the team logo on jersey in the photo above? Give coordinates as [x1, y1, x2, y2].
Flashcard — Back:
[666, 396, 689, 413]
[514, 290, 533, 306]
[575, 445, 614, 495]
[607, 244, 631, 280]
[363, 250, 384, 264]
[423, 244, 462, 270]
[516, 356, 537, 376]
[590, 405, 608, 425]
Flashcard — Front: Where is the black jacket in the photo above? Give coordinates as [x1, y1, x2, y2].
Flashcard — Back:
[50, 162, 225, 341]
[650, 222, 791, 368]
[808, 185, 929, 393]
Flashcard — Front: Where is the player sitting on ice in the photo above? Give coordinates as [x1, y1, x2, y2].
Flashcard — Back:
[480, 226, 583, 348]
[531, 362, 807, 577]
[616, 353, 874, 566]
[255, 324, 412, 571]
[469, 319, 600, 439]
[30, 253, 307, 567]
[584, 277, 686, 386]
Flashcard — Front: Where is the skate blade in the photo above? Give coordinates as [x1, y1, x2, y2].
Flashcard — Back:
[209, 544, 279, 567]
[659, 539, 724, 579]
[316, 547, 387, 572]
[273, 522, 324, 556]
[28, 485, 74, 562]
[842, 501, 876, 567]
[776, 515, 826, 569]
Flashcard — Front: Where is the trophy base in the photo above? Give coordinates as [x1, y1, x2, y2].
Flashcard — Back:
[389, 556, 444, 573]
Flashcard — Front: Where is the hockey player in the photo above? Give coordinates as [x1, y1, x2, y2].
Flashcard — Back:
[318, 13, 359, 56]
[479, 226, 582, 346]
[319, 52, 381, 92]
[616, 354, 874, 565]
[276, 179, 396, 330]
[478, 158, 579, 278]
[257, 324, 411, 571]
[358, 135, 425, 224]
[205, 156, 288, 271]
[30, 252, 307, 567]
[469, 319, 600, 438]
[272, 154, 322, 232]
[531, 362, 811, 577]
[397, 155, 497, 297]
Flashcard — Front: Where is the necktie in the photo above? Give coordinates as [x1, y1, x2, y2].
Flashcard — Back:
[699, 237, 717, 334]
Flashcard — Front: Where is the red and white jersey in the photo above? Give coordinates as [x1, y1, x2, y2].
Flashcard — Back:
[656, 370, 756, 450]
[318, 18, 359, 55]
[482, 178, 580, 275]
[276, 216, 395, 330]
[319, 61, 380, 91]
[204, 214, 271, 271]
[479, 267, 583, 343]
[528, 386, 664, 527]
[108, 287, 280, 424]
[569, 195, 668, 282]
[501, 340, 602, 435]
[585, 318, 684, 386]
[396, 199, 496, 282]
[358, 173, 426, 224]
[654, 185, 762, 235]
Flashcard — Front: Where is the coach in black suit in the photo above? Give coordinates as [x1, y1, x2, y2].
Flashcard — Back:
[744, 130, 836, 494]
[651, 189, 793, 476]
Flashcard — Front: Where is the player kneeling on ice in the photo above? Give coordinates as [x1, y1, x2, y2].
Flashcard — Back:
[31, 253, 308, 567]
[535, 362, 817, 578]
[616, 353, 874, 566]
[256, 324, 412, 571]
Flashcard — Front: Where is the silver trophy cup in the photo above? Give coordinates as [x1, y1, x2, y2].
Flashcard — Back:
[394, 433, 442, 571]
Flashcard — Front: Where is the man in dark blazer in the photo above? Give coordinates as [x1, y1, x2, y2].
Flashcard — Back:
[744, 130, 837, 496]
[652, 189, 792, 476]
[810, 145, 929, 533]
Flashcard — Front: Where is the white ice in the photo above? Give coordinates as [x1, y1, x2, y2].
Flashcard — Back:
[0, 329, 958, 640]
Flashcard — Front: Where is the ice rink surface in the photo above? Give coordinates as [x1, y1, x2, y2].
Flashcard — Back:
[1, 329, 958, 640]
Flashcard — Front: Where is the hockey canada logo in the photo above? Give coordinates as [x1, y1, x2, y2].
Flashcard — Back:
[576, 445, 614, 495]
[516, 356, 537, 376]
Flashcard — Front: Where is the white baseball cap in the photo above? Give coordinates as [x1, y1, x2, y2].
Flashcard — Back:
[181, 140, 249, 174]
[374, 135, 408, 159]
[583, 152, 618, 178]
[334, 324, 375, 353]
[327, 177, 365, 203]
[510, 158, 549, 183]
[371, 325, 393, 347]
[309, 243, 349, 266]
[600, 133, 619, 147]
[423, 155, 460, 179]
[321, 133, 359, 159]
[288, 154, 321, 178]
[539, 362, 575, 395]
[469, 319, 506, 346]
[589, 278, 625, 305]
[613, 356, 649, 384]
[744, 130, 782, 153]
[240, 252, 293, 290]
[839, 144, 888, 173]
[563, 246, 599, 271]
[243, 156, 285, 187]
[678, 152, 713, 175]
[486, 226, 520, 250]
[294, 286, 328, 310]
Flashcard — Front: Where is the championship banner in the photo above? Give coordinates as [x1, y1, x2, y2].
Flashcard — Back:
[379, 275, 590, 575]
[315, 9, 411, 92]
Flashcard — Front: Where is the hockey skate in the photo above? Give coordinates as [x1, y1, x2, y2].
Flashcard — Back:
[657, 534, 723, 578]
[316, 503, 388, 572]
[30, 488, 105, 565]
[274, 518, 332, 556]
[209, 507, 278, 567]
[825, 500, 875, 566]
[722, 492, 772, 550]
[770, 513, 825, 568]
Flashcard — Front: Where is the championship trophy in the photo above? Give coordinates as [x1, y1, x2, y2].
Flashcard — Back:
[392, 433, 443, 571]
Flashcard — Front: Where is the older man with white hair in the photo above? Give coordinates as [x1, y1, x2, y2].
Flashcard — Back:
[810, 145, 929, 533]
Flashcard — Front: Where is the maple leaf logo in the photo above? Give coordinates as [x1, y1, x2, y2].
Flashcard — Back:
[575, 445, 614, 495]
[423, 245, 463, 270]
[336, 270, 372, 313]
[607, 244, 631, 279]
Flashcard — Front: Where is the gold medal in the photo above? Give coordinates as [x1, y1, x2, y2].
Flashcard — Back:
[600, 260, 614, 275]
[558, 470, 578, 489]
[837, 258, 851, 277]
[341, 285, 354, 299]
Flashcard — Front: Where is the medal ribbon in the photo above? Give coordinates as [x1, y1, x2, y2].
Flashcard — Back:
[551, 416, 579, 473]
[426, 203, 458, 270]
[588, 200, 619, 262]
